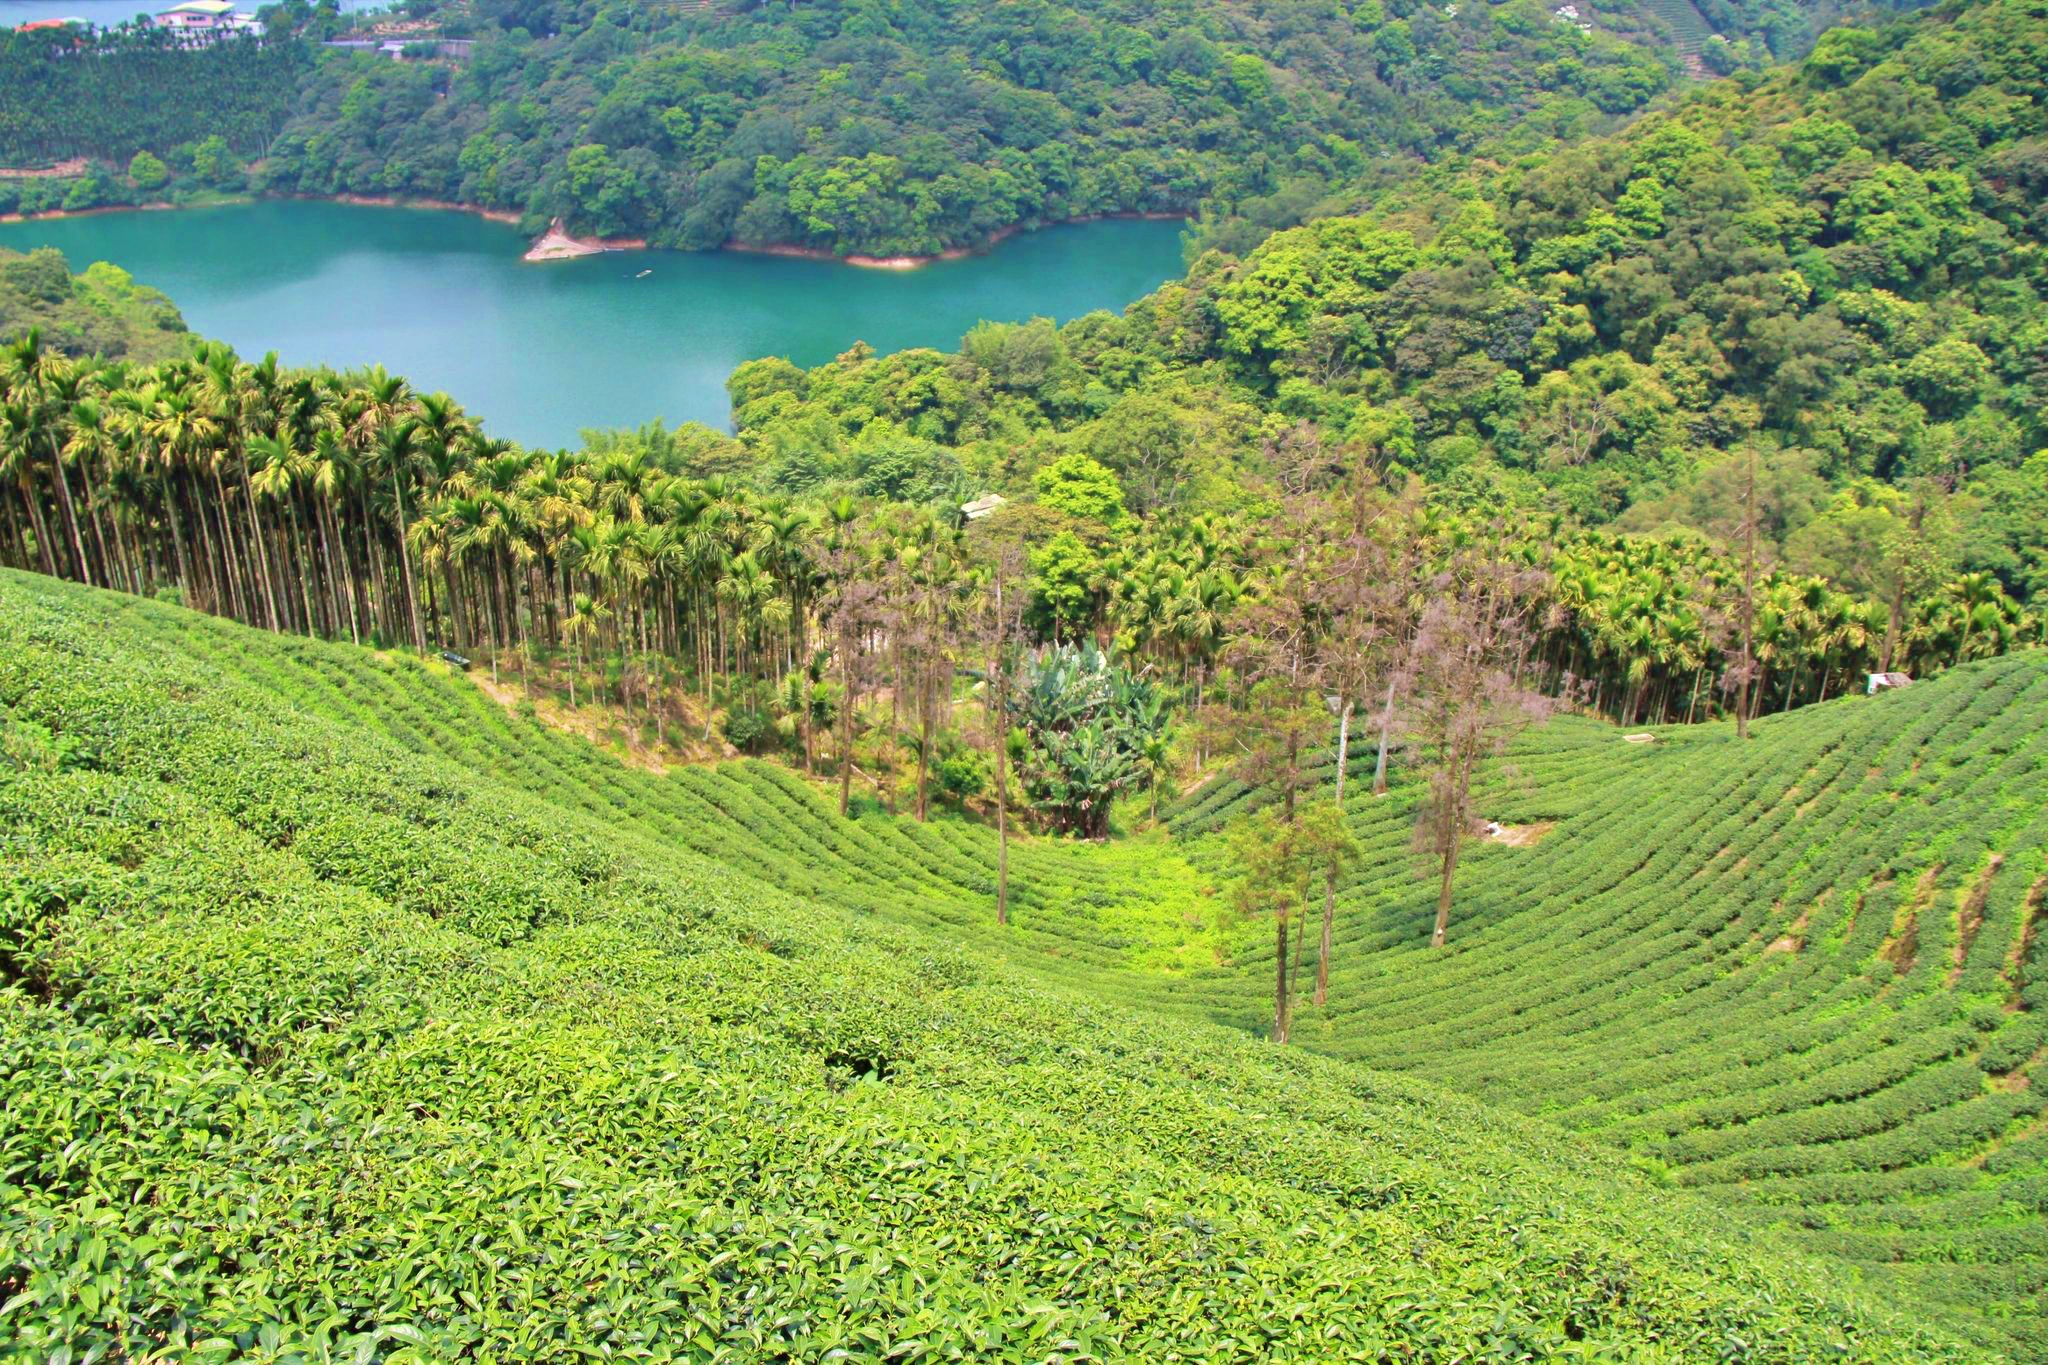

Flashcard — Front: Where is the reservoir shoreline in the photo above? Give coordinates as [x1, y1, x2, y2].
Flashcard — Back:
[0, 191, 1184, 270]
[0, 200, 1187, 448]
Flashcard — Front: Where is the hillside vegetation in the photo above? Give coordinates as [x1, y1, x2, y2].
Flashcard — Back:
[0, 247, 190, 363]
[8, 567, 2046, 1356]
[731, 0, 2046, 536]
[0, 27, 303, 172]
[0, 567, 1982, 1361]
[233, 0, 1678, 255]
[1167, 652, 2048, 1358]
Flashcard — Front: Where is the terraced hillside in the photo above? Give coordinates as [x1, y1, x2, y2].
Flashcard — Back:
[8, 571, 1974, 1360]
[5, 569, 2043, 1358]
[1637, 0, 1720, 73]
[1166, 655, 2048, 1356]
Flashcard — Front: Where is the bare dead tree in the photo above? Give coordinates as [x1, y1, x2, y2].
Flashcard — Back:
[1225, 483, 1337, 825]
[818, 514, 886, 818]
[1402, 551, 1559, 948]
[1232, 801, 1352, 1044]
[1736, 443, 1759, 741]
[1308, 484, 1410, 1004]
[898, 522, 963, 823]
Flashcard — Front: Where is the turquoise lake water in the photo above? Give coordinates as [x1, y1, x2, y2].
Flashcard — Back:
[0, 200, 1190, 447]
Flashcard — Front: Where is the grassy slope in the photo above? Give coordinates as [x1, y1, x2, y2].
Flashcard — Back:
[0, 576, 1982, 1361]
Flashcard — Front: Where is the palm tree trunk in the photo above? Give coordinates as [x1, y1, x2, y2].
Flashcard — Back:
[1372, 675, 1396, 796]
[390, 467, 425, 651]
[236, 462, 281, 630]
[162, 481, 192, 602]
[1274, 910, 1290, 1044]
[188, 484, 223, 614]
[17, 479, 57, 576]
[1316, 700, 1351, 1007]
[916, 669, 932, 823]
[73, 457, 114, 590]
[319, 499, 357, 643]
[47, 451, 89, 583]
[284, 496, 316, 634]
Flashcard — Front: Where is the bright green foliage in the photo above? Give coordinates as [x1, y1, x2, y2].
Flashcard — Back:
[188, 133, 243, 189]
[734, 0, 2047, 548]
[931, 744, 988, 805]
[0, 569, 1976, 1361]
[1027, 531, 1103, 642]
[1010, 641, 1166, 838]
[251, 0, 1676, 254]
[0, 247, 2033, 753]
[125, 151, 168, 190]
[1032, 452, 1127, 527]
[0, 248, 190, 362]
[1167, 650, 2048, 1358]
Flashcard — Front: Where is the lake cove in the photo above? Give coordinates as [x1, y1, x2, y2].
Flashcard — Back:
[0, 200, 1188, 448]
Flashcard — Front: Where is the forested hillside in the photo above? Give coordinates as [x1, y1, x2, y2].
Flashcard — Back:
[255, 0, 1675, 254]
[729, 0, 2045, 537]
[0, 248, 190, 362]
[0, 27, 304, 167]
[0, 567, 1992, 1361]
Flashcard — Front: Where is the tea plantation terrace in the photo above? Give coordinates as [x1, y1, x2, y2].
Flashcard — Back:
[2, 568, 2038, 1360]
[1165, 656, 2048, 1357]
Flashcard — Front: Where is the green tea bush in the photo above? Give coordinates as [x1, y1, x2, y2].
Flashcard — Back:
[0, 569, 1982, 1363]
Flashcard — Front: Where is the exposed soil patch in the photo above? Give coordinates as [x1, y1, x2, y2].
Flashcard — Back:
[1765, 892, 1827, 955]
[1879, 865, 1943, 977]
[1485, 820, 1555, 847]
[2005, 876, 2048, 1008]
[1948, 854, 2004, 987]
[466, 668, 732, 771]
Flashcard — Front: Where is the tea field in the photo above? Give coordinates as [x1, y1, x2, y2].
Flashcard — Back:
[1162, 649, 2048, 1358]
[3, 569, 2040, 1360]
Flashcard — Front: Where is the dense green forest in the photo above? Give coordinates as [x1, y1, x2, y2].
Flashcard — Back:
[1694, 0, 1927, 58]
[717, 0, 2045, 555]
[253, 0, 1680, 253]
[0, 26, 304, 169]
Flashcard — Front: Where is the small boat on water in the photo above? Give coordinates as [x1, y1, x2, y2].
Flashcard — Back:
[634, 269, 653, 278]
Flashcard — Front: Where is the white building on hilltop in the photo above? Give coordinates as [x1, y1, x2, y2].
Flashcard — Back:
[152, 0, 259, 31]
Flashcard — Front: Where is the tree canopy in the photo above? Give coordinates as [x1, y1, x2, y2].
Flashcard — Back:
[252, 0, 1681, 253]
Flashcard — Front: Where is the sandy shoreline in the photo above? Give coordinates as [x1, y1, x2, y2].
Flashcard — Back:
[1, 199, 179, 224]
[0, 192, 1185, 266]
[523, 216, 647, 262]
[724, 212, 1186, 270]
[316, 192, 522, 225]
